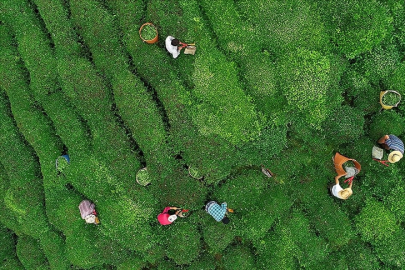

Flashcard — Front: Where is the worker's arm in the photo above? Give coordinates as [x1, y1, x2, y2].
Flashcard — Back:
[378, 135, 389, 144]
[334, 175, 341, 185]
[170, 207, 180, 210]
[349, 182, 353, 189]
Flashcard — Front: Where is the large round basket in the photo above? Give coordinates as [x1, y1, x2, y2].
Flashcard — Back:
[380, 90, 401, 110]
[188, 166, 203, 180]
[136, 167, 151, 186]
[139, 23, 158, 44]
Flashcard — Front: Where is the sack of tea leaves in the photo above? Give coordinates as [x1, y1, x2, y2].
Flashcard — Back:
[372, 145, 384, 160]
[184, 46, 196, 55]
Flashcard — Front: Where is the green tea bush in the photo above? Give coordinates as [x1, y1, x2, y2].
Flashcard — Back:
[0, 92, 50, 239]
[39, 230, 69, 270]
[1, 0, 92, 154]
[287, 211, 329, 268]
[352, 87, 382, 115]
[355, 198, 405, 268]
[237, 125, 288, 166]
[16, 235, 49, 269]
[368, 110, 405, 139]
[191, 49, 263, 144]
[0, 257, 25, 270]
[0, 24, 63, 165]
[43, 0, 156, 181]
[97, 196, 157, 252]
[0, 163, 24, 236]
[199, 0, 257, 56]
[355, 198, 397, 244]
[387, 61, 405, 93]
[68, 0, 185, 186]
[254, 221, 297, 269]
[358, 45, 400, 85]
[185, 253, 216, 270]
[200, 212, 236, 254]
[0, 224, 16, 262]
[241, 53, 285, 116]
[116, 255, 146, 270]
[385, 182, 405, 222]
[287, 115, 329, 152]
[385, 0, 405, 49]
[306, 201, 355, 248]
[278, 48, 332, 128]
[323, 105, 365, 145]
[319, 0, 393, 59]
[339, 238, 381, 270]
[213, 170, 268, 209]
[222, 245, 256, 270]
[238, 185, 293, 241]
[1, 0, 405, 268]
[374, 230, 405, 268]
[236, 0, 330, 55]
[361, 162, 401, 202]
[162, 221, 201, 265]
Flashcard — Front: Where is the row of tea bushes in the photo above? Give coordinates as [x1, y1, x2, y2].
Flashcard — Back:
[0, 91, 74, 269]
[33, 0, 143, 186]
[316, 0, 394, 59]
[146, 0, 264, 146]
[112, 0, 240, 185]
[356, 198, 405, 267]
[0, 24, 71, 270]
[1, 0, 92, 156]
[0, 91, 49, 239]
[236, 0, 330, 55]
[0, 223, 24, 269]
[67, 0, 175, 184]
[2, 0, 161, 264]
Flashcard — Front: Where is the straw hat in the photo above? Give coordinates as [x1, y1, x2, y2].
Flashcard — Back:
[85, 214, 96, 224]
[338, 188, 353, 200]
[388, 151, 403, 163]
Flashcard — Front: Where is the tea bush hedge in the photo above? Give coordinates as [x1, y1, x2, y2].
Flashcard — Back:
[16, 235, 49, 269]
[1, 0, 405, 269]
[317, 0, 394, 59]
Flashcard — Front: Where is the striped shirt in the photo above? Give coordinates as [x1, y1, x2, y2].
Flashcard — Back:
[387, 135, 404, 154]
[205, 201, 227, 222]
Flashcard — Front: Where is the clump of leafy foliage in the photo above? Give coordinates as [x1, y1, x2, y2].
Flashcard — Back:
[0, 0, 405, 269]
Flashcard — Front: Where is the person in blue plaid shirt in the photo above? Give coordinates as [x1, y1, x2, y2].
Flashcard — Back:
[378, 134, 404, 163]
[205, 201, 230, 224]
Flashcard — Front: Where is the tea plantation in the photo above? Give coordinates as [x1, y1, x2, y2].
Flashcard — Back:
[1, 0, 405, 269]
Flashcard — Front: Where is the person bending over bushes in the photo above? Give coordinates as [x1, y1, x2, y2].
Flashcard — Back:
[330, 175, 353, 200]
[205, 201, 233, 224]
[378, 134, 404, 163]
[165, 36, 187, 59]
[157, 206, 186, 225]
[330, 152, 361, 200]
[79, 200, 100, 225]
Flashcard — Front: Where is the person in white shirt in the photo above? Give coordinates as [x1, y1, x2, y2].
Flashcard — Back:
[330, 175, 353, 200]
[165, 36, 185, 58]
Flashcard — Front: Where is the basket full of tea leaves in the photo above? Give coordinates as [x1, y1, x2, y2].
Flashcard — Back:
[136, 167, 151, 186]
[380, 90, 401, 109]
[139, 23, 158, 43]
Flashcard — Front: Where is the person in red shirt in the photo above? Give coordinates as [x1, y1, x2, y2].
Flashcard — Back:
[157, 206, 182, 225]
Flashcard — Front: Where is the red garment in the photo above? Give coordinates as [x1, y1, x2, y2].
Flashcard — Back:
[157, 206, 172, 225]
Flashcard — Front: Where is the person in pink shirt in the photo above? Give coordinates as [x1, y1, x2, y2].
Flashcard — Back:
[157, 206, 182, 225]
